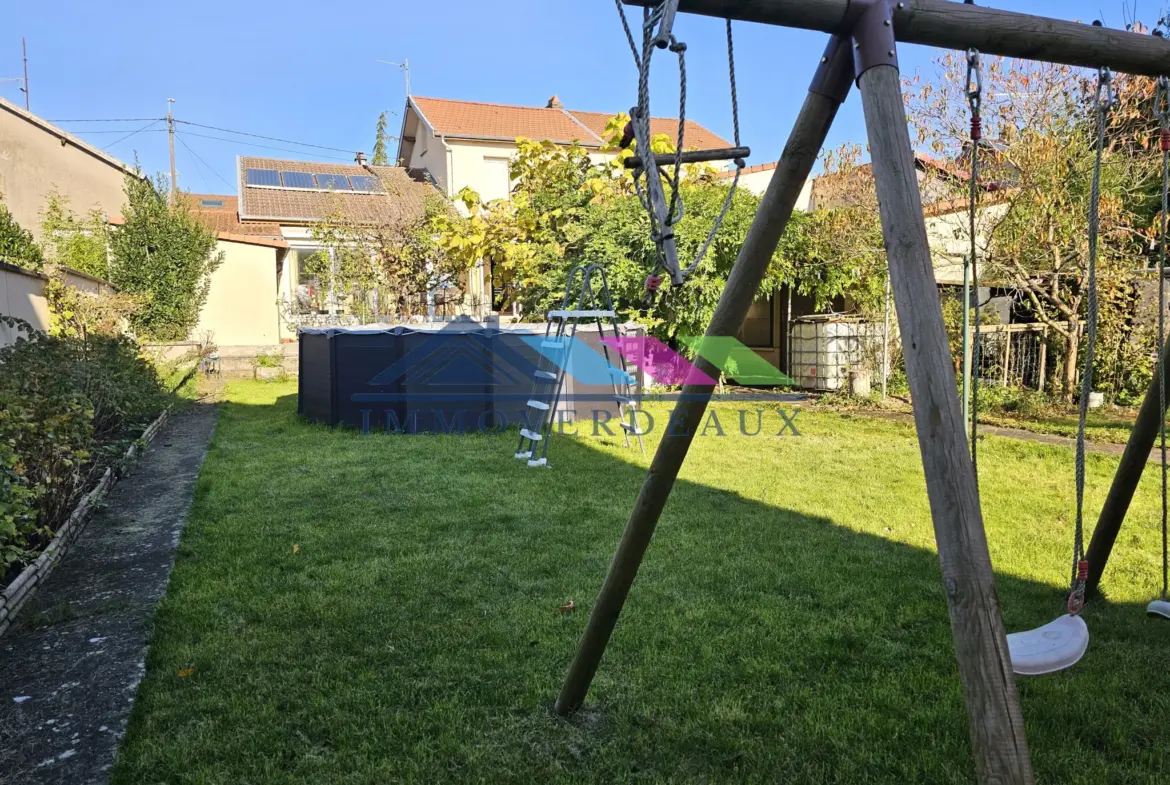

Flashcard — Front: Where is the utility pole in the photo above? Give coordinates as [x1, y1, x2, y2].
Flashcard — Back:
[21, 38, 29, 110]
[167, 98, 176, 206]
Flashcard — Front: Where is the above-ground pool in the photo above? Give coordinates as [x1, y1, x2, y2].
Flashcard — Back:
[298, 323, 642, 434]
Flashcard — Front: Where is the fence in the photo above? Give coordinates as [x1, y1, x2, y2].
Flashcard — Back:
[972, 324, 1049, 392]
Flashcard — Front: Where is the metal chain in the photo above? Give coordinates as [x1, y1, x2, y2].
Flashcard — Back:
[1157, 75, 1170, 601]
[967, 47, 982, 482]
[1069, 67, 1114, 615]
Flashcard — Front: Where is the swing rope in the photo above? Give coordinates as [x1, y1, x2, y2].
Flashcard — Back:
[614, 0, 745, 294]
[1068, 67, 1115, 615]
[1157, 74, 1170, 603]
[967, 47, 983, 480]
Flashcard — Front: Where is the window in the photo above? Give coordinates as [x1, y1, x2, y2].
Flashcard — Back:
[199, 198, 224, 208]
[349, 175, 380, 192]
[281, 171, 315, 189]
[315, 173, 351, 191]
[479, 157, 512, 202]
[245, 168, 280, 186]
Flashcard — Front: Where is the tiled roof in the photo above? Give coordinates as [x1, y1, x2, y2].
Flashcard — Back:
[411, 97, 599, 145]
[716, 161, 778, 178]
[181, 194, 285, 238]
[237, 157, 436, 225]
[568, 110, 732, 151]
[409, 96, 732, 150]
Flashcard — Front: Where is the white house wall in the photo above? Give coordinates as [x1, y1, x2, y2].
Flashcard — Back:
[404, 119, 449, 196]
[926, 201, 1009, 285]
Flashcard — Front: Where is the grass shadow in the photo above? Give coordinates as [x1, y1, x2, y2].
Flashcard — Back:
[111, 382, 1169, 784]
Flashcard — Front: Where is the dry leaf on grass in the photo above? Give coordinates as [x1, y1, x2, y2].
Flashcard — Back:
[292, 544, 299, 554]
[177, 667, 194, 678]
[558, 601, 576, 613]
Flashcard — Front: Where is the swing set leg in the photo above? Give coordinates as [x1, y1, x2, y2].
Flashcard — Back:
[1085, 332, 1170, 596]
[858, 58, 1032, 785]
[554, 34, 855, 716]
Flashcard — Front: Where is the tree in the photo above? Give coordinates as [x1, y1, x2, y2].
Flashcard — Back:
[372, 111, 391, 166]
[907, 55, 1157, 399]
[432, 127, 886, 344]
[0, 203, 43, 271]
[108, 174, 223, 341]
[303, 193, 466, 321]
[39, 192, 110, 279]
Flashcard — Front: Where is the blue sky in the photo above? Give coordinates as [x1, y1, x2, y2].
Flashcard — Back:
[0, 1, 1156, 197]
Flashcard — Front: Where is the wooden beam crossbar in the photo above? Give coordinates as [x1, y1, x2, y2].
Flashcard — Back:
[625, 0, 1170, 77]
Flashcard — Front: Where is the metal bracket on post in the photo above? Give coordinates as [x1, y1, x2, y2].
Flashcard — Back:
[848, 0, 898, 80]
[809, 35, 856, 103]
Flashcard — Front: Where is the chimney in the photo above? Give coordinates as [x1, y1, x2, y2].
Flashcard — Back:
[546, 95, 563, 109]
[355, 151, 367, 165]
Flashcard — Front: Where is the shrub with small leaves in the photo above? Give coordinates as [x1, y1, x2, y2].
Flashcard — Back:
[0, 316, 170, 573]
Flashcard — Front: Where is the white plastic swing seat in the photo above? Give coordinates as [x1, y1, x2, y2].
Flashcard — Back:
[1147, 599, 1170, 619]
[1006, 614, 1089, 676]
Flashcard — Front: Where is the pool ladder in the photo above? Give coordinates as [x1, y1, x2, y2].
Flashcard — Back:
[514, 264, 645, 467]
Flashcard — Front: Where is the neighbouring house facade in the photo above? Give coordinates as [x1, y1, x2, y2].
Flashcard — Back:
[0, 96, 139, 239]
[396, 95, 732, 310]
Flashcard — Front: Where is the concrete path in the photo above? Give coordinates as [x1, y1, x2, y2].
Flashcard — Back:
[866, 410, 1161, 463]
[0, 405, 216, 785]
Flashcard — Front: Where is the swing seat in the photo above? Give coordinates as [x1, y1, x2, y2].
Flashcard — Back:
[1006, 614, 1089, 676]
[1147, 599, 1170, 619]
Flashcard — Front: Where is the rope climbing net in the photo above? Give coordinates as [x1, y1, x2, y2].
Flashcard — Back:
[613, 0, 747, 297]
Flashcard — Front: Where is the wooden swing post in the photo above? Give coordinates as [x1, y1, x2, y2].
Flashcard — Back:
[853, 10, 1030, 777]
[555, 33, 856, 716]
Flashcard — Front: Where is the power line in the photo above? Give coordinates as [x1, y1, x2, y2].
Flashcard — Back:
[175, 129, 354, 161]
[67, 128, 167, 135]
[49, 117, 163, 123]
[172, 119, 357, 154]
[174, 131, 236, 191]
[102, 119, 164, 151]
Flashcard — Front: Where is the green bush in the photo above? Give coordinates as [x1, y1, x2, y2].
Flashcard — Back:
[0, 319, 169, 571]
[254, 352, 282, 369]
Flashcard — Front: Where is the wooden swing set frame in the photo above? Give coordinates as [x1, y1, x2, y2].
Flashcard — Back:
[553, 3, 1170, 784]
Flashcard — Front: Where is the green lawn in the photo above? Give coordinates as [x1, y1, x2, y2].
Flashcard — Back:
[113, 381, 1169, 784]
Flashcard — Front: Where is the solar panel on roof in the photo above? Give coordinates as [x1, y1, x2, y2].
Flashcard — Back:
[200, 199, 225, 208]
[246, 168, 280, 187]
[349, 175, 380, 192]
[281, 171, 315, 189]
[315, 173, 351, 191]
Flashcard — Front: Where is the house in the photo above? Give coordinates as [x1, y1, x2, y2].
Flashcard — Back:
[397, 95, 732, 200]
[396, 94, 733, 313]
[181, 156, 446, 350]
[0, 96, 139, 238]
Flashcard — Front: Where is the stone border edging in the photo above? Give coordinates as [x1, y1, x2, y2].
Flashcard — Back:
[0, 407, 171, 638]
